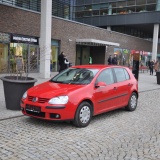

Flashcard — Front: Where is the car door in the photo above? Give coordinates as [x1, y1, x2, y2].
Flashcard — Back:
[113, 68, 132, 108]
[93, 68, 118, 115]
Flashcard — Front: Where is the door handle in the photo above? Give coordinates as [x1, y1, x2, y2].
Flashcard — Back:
[128, 83, 132, 86]
[113, 87, 117, 90]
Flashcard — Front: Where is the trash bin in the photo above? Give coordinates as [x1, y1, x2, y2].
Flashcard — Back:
[156, 71, 160, 85]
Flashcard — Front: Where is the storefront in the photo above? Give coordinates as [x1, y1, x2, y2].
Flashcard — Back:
[0, 32, 10, 73]
[10, 34, 39, 73]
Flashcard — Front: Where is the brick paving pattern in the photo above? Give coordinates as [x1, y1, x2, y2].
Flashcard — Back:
[0, 72, 160, 160]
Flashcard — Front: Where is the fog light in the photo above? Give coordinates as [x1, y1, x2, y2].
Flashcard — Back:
[50, 113, 61, 119]
[55, 114, 60, 118]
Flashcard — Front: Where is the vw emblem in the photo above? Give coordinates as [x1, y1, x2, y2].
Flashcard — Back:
[32, 97, 38, 102]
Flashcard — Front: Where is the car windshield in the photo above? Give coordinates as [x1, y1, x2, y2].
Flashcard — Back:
[50, 68, 99, 85]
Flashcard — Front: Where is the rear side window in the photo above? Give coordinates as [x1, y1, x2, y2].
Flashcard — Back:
[123, 69, 130, 80]
[97, 69, 114, 85]
[114, 68, 129, 82]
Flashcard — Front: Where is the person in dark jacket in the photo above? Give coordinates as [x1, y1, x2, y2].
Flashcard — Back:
[58, 52, 65, 72]
[112, 54, 118, 65]
[107, 55, 112, 65]
[58, 52, 69, 72]
[149, 60, 154, 75]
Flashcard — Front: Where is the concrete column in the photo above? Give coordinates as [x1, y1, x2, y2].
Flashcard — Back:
[156, 0, 160, 11]
[152, 24, 159, 61]
[39, 0, 52, 78]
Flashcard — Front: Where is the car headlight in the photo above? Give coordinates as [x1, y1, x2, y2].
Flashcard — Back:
[22, 91, 27, 99]
[48, 96, 69, 104]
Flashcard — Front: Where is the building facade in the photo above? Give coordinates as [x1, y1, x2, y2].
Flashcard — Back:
[0, 0, 160, 75]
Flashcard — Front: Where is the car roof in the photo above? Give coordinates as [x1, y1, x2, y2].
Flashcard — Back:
[71, 64, 128, 70]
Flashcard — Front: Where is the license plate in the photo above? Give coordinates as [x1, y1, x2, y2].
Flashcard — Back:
[26, 105, 41, 113]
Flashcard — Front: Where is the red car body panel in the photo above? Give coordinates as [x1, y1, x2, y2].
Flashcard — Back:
[21, 65, 138, 121]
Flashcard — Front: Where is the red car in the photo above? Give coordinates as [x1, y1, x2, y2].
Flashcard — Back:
[21, 65, 138, 127]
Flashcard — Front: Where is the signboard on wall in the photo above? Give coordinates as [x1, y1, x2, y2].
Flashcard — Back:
[11, 34, 39, 45]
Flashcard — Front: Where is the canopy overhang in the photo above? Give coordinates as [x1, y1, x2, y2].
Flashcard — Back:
[76, 39, 120, 47]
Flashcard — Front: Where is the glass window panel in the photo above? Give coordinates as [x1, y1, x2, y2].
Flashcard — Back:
[92, 10, 100, 15]
[136, 5, 146, 12]
[146, 4, 156, 11]
[108, 2, 117, 8]
[100, 9, 108, 15]
[75, 6, 84, 11]
[84, 5, 92, 11]
[75, 12, 84, 18]
[84, 11, 92, 16]
[117, 1, 126, 8]
[112, 8, 117, 15]
[136, 0, 146, 5]
[92, 3, 108, 10]
[147, 0, 156, 4]
[117, 7, 127, 14]
[126, 6, 136, 13]
[127, 0, 135, 6]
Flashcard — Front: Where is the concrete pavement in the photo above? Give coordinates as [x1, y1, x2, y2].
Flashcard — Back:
[0, 71, 160, 120]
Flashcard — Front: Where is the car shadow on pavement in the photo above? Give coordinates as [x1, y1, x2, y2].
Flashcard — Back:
[22, 107, 127, 128]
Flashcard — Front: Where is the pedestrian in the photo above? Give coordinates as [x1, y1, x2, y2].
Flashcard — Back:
[108, 55, 112, 65]
[149, 60, 154, 75]
[88, 56, 92, 64]
[154, 60, 159, 76]
[58, 52, 65, 72]
[58, 52, 70, 72]
[112, 54, 118, 65]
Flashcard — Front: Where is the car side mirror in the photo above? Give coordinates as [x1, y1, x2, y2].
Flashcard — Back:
[95, 81, 107, 88]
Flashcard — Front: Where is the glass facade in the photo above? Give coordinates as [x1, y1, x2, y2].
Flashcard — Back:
[0, 0, 72, 19]
[73, 0, 159, 18]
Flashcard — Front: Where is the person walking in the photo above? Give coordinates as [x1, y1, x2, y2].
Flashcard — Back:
[112, 54, 118, 65]
[149, 60, 154, 75]
[108, 55, 112, 65]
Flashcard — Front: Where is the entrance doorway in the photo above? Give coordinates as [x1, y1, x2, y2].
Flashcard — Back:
[76, 45, 106, 65]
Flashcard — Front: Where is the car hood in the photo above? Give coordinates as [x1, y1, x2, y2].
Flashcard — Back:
[28, 81, 85, 98]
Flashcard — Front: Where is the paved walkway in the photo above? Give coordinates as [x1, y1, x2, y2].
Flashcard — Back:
[0, 71, 160, 120]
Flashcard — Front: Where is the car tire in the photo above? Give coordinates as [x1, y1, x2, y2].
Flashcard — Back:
[73, 101, 92, 128]
[125, 92, 137, 111]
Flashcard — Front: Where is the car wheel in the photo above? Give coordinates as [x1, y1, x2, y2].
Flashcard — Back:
[125, 92, 137, 111]
[73, 101, 92, 128]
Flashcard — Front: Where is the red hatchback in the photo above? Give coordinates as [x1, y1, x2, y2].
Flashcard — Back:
[21, 65, 138, 127]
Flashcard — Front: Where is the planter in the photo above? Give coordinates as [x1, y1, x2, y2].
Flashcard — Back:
[0, 76, 37, 110]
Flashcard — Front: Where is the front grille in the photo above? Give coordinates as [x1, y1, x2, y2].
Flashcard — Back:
[28, 96, 49, 103]
[38, 98, 50, 103]
[26, 110, 45, 118]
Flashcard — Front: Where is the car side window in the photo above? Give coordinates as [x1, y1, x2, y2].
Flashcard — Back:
[123, 69, 130, 80]
[114, 68, 127, 82]
[97, 69, 114, 85]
